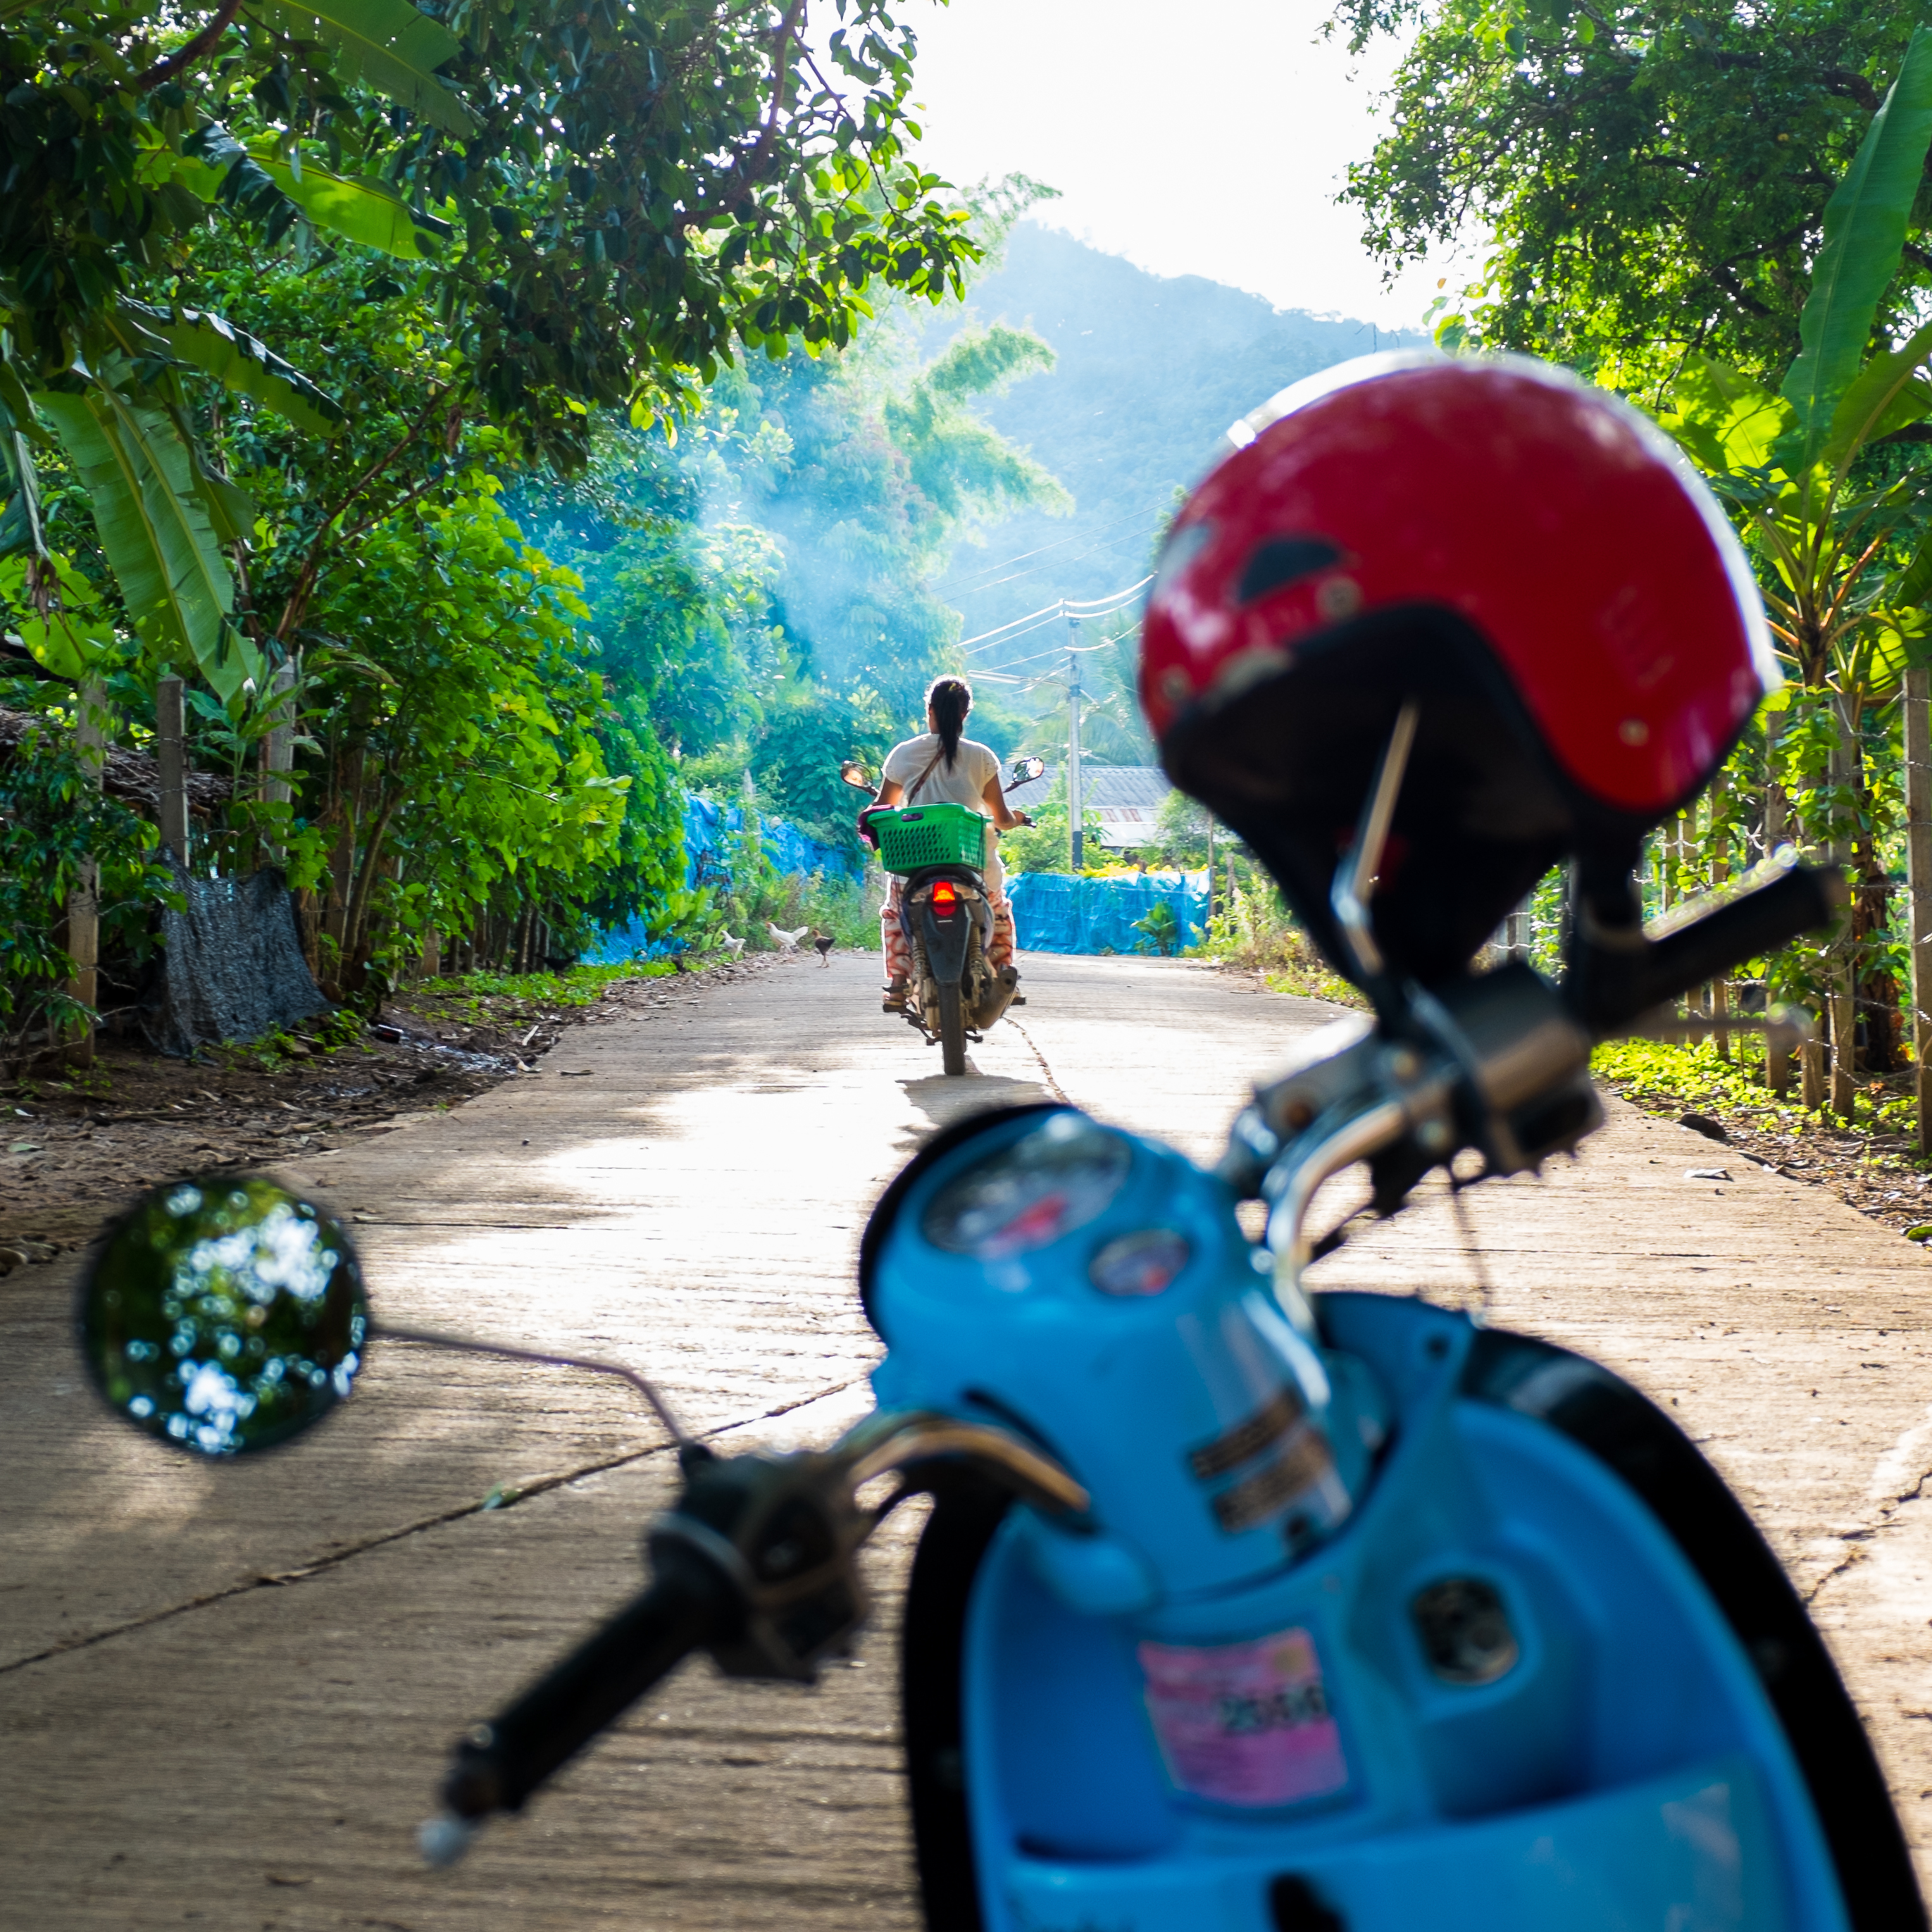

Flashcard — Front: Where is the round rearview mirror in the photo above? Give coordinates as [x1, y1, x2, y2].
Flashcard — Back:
[840, 759, 876, 792]
[79, 1177, 368, 1457]
[1011, 756, 1045, 785]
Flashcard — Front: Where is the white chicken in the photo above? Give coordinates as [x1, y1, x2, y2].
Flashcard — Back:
[767, 921, 808, 955]
[720, 932, 746, 959]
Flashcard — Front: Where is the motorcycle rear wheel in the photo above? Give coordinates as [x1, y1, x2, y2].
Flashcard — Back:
[937, 980, 968, 1075]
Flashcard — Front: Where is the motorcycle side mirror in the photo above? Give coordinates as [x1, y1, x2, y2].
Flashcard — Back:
[78, 1176, 369, 1457]
[1009, 756, 1045, 786]
[840, 760, 877, 792]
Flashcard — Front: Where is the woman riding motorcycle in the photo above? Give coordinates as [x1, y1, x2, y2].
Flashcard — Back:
[873, 675, 1031, 1012]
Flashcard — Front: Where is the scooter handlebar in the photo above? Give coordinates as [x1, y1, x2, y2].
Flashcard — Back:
[1573, 850, 1847, 1040]
[437, 1562, 722, 1827]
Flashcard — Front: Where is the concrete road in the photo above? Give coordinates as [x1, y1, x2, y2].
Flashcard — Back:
[4, 950, 1932, 1927]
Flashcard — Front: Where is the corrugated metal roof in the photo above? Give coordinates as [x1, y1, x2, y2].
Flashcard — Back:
[1002, 763, 1173, 847]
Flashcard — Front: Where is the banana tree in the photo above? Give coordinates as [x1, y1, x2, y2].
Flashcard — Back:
[1656, 22, 1932, 1120]
[1, 190, 446, 704]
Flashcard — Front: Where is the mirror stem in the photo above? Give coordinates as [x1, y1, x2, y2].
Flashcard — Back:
[372, 1323, 695, 1450]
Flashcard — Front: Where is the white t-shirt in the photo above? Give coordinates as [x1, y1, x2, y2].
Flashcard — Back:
[883, 733, 1000, 811]
[882, 733, 1005, 892]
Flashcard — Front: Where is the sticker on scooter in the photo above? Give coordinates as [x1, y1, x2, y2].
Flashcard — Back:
[1138, 1626, 1348, 1809]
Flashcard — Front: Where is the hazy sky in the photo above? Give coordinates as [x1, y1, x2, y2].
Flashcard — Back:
[897, 0, 1464, 329]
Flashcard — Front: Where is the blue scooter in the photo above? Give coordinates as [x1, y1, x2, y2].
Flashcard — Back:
[77, 763, 1920, 1930]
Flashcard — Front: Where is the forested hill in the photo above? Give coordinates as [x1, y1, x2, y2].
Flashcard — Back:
[929, 223, 1426, 646]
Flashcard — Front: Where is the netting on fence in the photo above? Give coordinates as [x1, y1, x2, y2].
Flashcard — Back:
[142, 862, 331, 1057]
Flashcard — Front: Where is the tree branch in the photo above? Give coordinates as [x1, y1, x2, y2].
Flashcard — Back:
[275, 385, 452, 640]
[134, 0, 247, 91]
[1711, 261, 1774, 319]
[678, 0, 810, 230]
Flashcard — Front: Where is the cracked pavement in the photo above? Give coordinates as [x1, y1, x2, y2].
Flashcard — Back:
[5, 951, 1932, 1923]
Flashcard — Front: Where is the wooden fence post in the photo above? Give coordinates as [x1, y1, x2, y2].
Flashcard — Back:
[1906, 668, 1932, 1154]
[155, 673, 188, 865]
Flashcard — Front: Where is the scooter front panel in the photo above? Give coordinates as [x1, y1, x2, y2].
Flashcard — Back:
[953, 1293, 1849, 1932]
[980, 1752, 1787, 1932]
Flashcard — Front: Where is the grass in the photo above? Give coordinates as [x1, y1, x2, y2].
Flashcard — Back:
[1193, 885, 1366, 1007]
[1591, 1035, 1923, 1147]
[414, 959, 681, 1018]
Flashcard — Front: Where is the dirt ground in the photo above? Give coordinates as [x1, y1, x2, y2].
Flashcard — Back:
[0, 952, 787, 1266]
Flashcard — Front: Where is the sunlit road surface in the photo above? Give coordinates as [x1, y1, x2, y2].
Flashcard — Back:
[4, 950, 1932, 1924]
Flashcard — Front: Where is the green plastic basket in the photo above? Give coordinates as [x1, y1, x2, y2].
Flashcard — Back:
[873, 802, 989, 874]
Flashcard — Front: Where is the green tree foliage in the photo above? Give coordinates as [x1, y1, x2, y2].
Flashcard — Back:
[1645, 32, 1932, 1099]
[2, 0, 976, 419]
[0, 709, 174, 1033]
[548, 311, 1069, 852]
[1338, 0, 1922, 386]
[1000, 771, 1104, 876]
[0, 0, 983, 739]
[299, 482, 630, 985]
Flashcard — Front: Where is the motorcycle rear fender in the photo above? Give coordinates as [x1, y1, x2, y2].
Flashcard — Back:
[921, 896, 975, 985]
[903, 869, 990, 984]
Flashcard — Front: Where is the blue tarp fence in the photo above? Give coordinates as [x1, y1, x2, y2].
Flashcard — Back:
[678, 793, 862, 892]
[1006, 870, 1210, 957]
[583, 793, 863, 965]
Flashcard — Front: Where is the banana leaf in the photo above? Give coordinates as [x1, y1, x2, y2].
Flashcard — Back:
[1659, 359, 1792, 475]
[1778, 23, 1932, 474]
[39, 389, 261, 701]
[121, 300, 344, 437]
[1821, 317, 1932, 472]
[166, 135, 449, 263]
[267, 0, 478, 137]
[0, 428, 45, 559]
[248, 149, 452, 260]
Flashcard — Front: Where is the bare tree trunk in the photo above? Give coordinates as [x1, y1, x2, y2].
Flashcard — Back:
[1710, 786, 1731, 1062]
[340, 787, 401, 980]
[156, 673, 189, 866]
[1828, 711, 1858, 1118]
[261, 661, 297, 866]
[64, 680, 109, 1068]
[323, 735, 365, 975]
[1907, 668, 1932, 1153]
[1765, 713, 1792, 1094]
[1802, 1037, 1827, 1110]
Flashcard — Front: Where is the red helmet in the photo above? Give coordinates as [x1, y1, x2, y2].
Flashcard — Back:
[1141, 352, 1774, 987]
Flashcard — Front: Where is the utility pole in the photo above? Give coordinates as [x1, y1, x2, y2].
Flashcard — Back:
[1066, 607, 1085, 872]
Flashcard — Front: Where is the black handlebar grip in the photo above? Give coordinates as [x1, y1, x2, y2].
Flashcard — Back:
[1592, 859, 1846, 1035]
[441, 1567, 721, 1821]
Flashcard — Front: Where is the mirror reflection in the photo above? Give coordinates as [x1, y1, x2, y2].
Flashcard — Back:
[840, 759, 877, 792]
[80, 1177, 368, 1455]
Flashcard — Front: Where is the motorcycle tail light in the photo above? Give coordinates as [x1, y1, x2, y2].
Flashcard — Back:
[931, 880, 959, 913]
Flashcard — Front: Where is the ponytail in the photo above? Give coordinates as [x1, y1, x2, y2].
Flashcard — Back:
[927, 676, 971, 770]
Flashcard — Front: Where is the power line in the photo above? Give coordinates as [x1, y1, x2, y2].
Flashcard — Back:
[964, 609, 1068, 658]
[947, 523, 1164, 602]
[956, 574, 1152, 655]
[927, 502, 1167, 597]
[1067, 574, 1153, 613]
